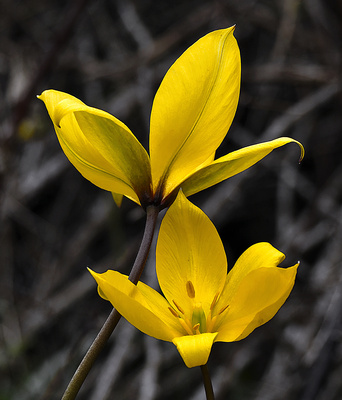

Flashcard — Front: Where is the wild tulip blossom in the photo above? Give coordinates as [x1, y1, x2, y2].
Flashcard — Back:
[38, 27, 303, 210]
[89, 191, 299, 368]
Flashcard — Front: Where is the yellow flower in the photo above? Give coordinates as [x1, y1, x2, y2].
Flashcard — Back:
[89, 191, 299, 368]
[38, 27, 303, 210]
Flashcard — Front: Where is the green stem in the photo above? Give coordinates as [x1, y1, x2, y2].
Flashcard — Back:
[201, 364, 215, 400]
[61, 205, 159, 400]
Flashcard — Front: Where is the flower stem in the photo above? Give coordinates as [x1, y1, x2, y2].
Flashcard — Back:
[61, 205, 160, 400]
[127, 205, 160, 284]
[201, 364, 215, 400]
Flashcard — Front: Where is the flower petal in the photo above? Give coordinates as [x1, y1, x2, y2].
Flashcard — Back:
[181, 138, 305, 197]
[150, 27, 240, 200]
[219, 243, 286, 304]
[112, 192, 123, 207]
[156, 191, 227, 317]
[213, 243, 299, 341]
[172, 332, 218, 368]
[215, 264, 298, 342]
[39, 90, 152, 206]
[89, 269, 183, 341]
[37, 90, 85, 127]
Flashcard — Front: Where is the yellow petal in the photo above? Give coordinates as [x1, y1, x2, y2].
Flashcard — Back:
[156, 191, 227, 317]
[74, 112, 152, 203]
[215, 243, 285, 315]
[38, 89, 134, 133]
[89, 269, 183, 341]
[219, 243, 286, 305]
[150, 27, 240, 200]
[37, 90, 85, 127]
[172, 332, 218, 368]
[215, 264, 298, 342]
[112, 192, 123, 207]
[39, 90, 152, 206]
[182, 138, 305, 197]
[213, 243, 299, 341]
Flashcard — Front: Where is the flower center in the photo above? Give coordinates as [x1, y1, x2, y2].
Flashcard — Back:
[192, 303, 207, 333]
[168, 280, 229, 335]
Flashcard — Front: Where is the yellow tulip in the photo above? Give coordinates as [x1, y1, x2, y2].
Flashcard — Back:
[38, 27, 303, 210]
[89, 191, 299, 368]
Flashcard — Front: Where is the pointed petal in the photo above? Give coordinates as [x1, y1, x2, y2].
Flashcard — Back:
[89, 269, 183, 341]
[219, 243, 286, 305]
[150, 27, 240, 199]
[182, 138, 305, 197]
[112, 192, 123, 207]
[213, 243, 299, 341]
[156, 191, 227, 317]
[216, 264, 298, 341]
[38, 90, 85, 126]
[172, 332, 218, 368]
[38, 90, 152, 206]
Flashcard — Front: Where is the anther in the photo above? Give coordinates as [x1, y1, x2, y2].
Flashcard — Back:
[173, 300, 185, 314]
[218, 304, 229, 315]
[186, 281, 196, 298]
[168, 307, 179, 318]
[193, 323, 200, 331]
[210, 292, 220, 310]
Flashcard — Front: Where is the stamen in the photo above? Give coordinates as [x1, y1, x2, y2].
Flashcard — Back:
[207, 315, 217, 332]
[193, 323, 201, 335]
[168, 307, 179, 318]
[218, 304, 229, 315]
[210, 292, 220, 310]
[193, 323, 200, 331]
[173, 300, 185, 314]
[179, 318, 195, 335]
[206, 310, 212, 328]
[186, 280, 196, 298]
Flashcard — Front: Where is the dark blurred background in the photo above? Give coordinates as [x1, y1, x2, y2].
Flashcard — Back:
[1, 0, 342, 399]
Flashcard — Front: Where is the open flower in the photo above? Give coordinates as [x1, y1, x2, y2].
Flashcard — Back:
[89, 191, 299, 368]
[38, 27, 303, 210]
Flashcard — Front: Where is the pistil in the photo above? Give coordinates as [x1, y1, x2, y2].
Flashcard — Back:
[167, 282, 230, 336]
[192, 303, 206, 333]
